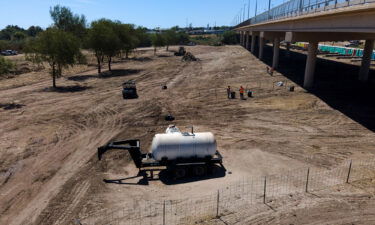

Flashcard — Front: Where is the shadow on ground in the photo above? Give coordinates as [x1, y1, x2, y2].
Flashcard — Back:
[99, 69, 142, 79]
[67, 75, 97, 82]
[41, 85, 92, 93]
[158, 166, 226, 185]
[157, 54, 172, 58]
[255, 44, 375, 132]
[0, 103, 25, 110]
[102, 165, 226, 186]
[127, 57, 153, 62]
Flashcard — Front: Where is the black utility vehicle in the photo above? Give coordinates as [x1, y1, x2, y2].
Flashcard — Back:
[122, 80, 138, 99]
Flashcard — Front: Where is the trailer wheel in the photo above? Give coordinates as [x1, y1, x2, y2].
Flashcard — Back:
[193, 165, 207, 176]
[209, 165, 219, 175]
[174, 167, 187, 179]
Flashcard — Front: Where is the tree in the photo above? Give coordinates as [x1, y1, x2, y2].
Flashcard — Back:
[25, 28, 81, 88]
[114, 23, 139, 59]
[163, 29, 177, 51]
[50, 5, 87, 39]
[27, 26, 43, 37]
[151, 33, 165, 55]
[135, 27, 151, 47]
[176, 32, 190, 45]
[0, 25, 26, 40]
[13, 32, 26, 41]
[0, 40, 10, 51]
[87, 19, 121, 73]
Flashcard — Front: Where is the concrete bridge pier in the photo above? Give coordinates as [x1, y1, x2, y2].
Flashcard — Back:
[304, 41, 319, 89]
[239, 31, 243, 46]
[272, 37, 280, 69]
[259, 37, 265, 60]
[242, 32, 246, 47]
[359, 39, 375, 82]
[286, 42, 291, 58]
[251, 34, 256, 53]
[245, 32, 250, 50]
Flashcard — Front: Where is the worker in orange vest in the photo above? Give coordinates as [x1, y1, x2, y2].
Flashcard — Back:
[239, 86, 245, 100]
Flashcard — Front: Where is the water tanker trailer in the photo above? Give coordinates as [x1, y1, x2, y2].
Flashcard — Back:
[98, 125, 224, 179]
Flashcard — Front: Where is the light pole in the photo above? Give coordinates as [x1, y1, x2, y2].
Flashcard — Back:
[243, 4, 246, 21]
[248, 0, 251, 19]
[268, 0, 272, 20]
[254, 0, 258, 22]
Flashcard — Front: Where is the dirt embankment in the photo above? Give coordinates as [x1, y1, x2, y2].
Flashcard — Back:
[0, 45, 374, 225]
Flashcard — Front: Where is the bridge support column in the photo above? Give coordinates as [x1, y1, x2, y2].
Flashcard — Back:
[242, 32, 245, 46]
[259, 37, 265, 60]
[359, 39, 374, 82]
[272, 38, 280, 69]
[240, 31, 242, 45]
[245, 32, 250, 50]
[286, 42, 291, 58]
[304, 41, 319, 90]
[251, 35, 256, 53]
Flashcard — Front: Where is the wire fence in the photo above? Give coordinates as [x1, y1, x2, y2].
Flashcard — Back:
[76, 158, 375, 225]
[236, 0, 375, 27]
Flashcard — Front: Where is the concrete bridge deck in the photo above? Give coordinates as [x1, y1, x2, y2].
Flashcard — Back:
[235, 0, 375, 89]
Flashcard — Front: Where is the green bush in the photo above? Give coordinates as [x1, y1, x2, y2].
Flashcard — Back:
[0, 56, 14, 75]
[222, 31, 238, 45]
[190, 35, 221, 46]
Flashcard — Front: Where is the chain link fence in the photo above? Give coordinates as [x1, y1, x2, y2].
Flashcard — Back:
[76, 158, 375, 225]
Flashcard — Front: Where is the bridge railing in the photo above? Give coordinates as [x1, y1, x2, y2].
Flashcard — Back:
[237, 0, 375, 28]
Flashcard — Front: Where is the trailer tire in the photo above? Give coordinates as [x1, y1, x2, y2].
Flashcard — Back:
[193, 165, 207, 176]
[209, 165, 219, 175]
[174, 167, 187, 179]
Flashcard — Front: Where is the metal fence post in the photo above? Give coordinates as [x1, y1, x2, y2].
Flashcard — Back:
[163, 200, 166, 225]
[346, 160, 352, 183]
[305, 168, 310, 193]
[216, 190, 220, 218]
[263, 176, 267, 204]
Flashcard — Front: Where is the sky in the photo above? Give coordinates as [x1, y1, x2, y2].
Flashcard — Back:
[0, 0, 287, 30]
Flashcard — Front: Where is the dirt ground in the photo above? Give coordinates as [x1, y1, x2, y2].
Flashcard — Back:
[1, 45, 375, 225]
[205, 178, 375, 225]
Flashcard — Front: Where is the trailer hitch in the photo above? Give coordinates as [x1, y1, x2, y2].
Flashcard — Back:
[97, 139, 143, 168]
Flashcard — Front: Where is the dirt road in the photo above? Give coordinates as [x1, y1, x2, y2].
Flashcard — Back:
[0, 45, 374, 225]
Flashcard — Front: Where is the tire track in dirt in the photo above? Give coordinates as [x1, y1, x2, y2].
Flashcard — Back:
[9, 103, 126, 225]
[52, 180, 91, 225]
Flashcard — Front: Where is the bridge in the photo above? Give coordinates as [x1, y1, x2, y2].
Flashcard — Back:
[234, 0, 375, 89]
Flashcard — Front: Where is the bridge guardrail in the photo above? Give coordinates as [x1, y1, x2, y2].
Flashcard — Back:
[236, 0, 375, 28]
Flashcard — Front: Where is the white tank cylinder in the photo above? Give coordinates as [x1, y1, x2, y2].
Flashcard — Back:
[151, 129, 217, 161]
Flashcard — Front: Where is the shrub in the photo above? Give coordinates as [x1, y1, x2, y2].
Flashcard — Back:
[222, 31, 238, 45]
[0, 56, 14, 75]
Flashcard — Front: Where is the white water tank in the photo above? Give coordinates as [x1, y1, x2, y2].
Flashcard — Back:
[151, 126, 217, 161]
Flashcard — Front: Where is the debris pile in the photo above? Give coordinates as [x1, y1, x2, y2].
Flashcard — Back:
[165, 114, 175, 121]
[182, 52, 198, 62]
[174, 47, 186, 56]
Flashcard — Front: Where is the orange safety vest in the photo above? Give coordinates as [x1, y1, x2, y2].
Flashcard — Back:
[239, 87, 244, 94]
